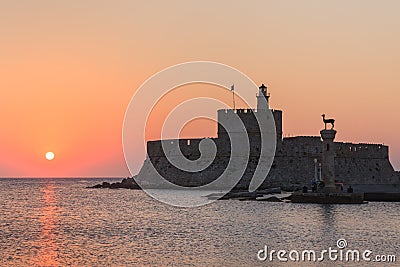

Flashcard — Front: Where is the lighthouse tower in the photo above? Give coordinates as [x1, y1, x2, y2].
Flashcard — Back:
[254, 83, 283, 146]
[257, 83, 270, 111]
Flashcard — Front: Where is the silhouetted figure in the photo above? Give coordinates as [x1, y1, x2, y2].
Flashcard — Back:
[312, 182, 317, 192]
[302, 186, 308, 193]
[347, 186, 354, 193]
[322, 114, 335, 129]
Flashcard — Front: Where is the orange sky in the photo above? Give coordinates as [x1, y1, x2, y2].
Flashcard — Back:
[1, 1, 399, 177]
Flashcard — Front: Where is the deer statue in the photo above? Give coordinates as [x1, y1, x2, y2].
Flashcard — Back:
[322, 114, 335, 130]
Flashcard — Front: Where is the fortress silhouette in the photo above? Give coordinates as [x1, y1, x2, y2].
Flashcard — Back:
[136, 84, 400, 192]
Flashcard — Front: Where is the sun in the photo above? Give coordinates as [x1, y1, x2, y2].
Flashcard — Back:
[45, 152, 55, 161]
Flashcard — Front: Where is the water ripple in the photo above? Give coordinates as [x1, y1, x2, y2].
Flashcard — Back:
[0, 179, 398, 266]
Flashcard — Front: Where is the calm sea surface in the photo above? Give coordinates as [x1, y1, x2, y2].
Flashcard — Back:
[0, 178, 398, 267]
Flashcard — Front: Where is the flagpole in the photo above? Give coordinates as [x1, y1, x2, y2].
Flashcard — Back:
[231, 84, 236, 110]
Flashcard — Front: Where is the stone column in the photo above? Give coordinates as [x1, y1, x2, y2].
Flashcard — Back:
[320, 129, 337, 193]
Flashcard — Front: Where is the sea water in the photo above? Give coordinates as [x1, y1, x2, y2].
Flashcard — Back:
[0, 178, 398, 266]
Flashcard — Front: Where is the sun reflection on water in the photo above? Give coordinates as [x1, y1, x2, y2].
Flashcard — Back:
[31, 184, 60, 267]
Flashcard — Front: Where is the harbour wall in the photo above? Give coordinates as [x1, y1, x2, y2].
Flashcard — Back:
[136, 135, 400, 191]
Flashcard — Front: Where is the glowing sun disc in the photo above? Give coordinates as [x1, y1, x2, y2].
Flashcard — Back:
[45, 152, 55, 161]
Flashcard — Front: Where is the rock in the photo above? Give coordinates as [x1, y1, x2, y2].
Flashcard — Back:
[102, 182, 111, 188]
[110, 182, 121, 189]
[87, 178, 141, 190]
[256, 196, 283, 202]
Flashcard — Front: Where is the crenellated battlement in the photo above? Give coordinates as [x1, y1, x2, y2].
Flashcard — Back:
[147, 138, 210, 157]
[218, 108, 255, 114]
[336, 143, 388, 159]
[217, 108, 283, 144]
[278, 137, 389, 158]
[147, 136, 389, 160]
[217, 108, 280, 114]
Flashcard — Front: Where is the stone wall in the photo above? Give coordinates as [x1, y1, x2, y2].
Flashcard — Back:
[139, 133, 399, 190]
[139, 134, 399, 190]
[137, 108, 399, 191]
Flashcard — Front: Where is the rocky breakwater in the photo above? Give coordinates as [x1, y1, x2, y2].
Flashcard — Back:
[88, 177, 141, 190]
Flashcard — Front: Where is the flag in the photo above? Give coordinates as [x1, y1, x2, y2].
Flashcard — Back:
[231, 84, 234, 91]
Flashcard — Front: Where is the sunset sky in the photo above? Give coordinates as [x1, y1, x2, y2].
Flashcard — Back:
[1, 1, 399, 177]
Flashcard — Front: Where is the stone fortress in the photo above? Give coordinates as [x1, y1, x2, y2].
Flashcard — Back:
[136, 84, 400, 192]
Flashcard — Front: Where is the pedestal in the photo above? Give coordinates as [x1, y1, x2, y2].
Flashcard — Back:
[290, 128, 365, 204]
[320, 129, 337, 193]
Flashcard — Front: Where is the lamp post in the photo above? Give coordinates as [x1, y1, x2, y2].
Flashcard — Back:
[314, 158, 318, 182]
